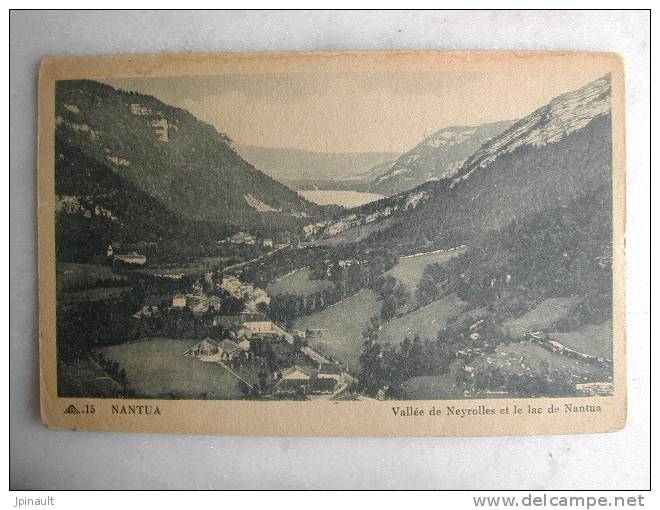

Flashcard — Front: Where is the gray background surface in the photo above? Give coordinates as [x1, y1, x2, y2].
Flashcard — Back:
[10, 10, 650, 489]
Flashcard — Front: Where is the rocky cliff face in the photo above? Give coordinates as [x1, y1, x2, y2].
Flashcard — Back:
[369, 120, 514, 196]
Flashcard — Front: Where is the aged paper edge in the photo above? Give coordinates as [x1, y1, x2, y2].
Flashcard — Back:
[37, 51, 627, 437]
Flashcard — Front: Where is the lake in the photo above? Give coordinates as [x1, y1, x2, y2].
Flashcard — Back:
[298, 189, 384, 208]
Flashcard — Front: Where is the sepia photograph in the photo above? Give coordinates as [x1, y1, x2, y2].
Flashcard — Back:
[36, 50, 626, 436]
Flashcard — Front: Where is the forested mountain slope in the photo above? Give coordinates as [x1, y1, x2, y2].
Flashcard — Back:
[55, 80, 322, 230]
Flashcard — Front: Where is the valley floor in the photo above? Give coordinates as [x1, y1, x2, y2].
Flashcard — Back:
[56, 237, 614, 401]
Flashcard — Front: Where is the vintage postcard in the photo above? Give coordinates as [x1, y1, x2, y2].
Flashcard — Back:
[38, 51, 626, 436]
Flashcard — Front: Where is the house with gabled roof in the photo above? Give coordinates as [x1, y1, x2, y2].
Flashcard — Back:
[281, 365, 313, 381]
[218, 339, 242, 362]
[241, 311, 273, 334]
[318, 363, 343, 383]
[275, 365, 313, 394]
[274, 365, 339, 395]
[183, 337, 219, 358]
[189, 295, 224, 316]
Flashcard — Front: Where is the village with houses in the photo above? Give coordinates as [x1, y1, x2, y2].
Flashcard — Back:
[60, 220, 613, 402]
[84, 236, 360, 401]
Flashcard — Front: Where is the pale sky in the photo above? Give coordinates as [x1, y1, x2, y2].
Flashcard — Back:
[104, 63, 611, 153]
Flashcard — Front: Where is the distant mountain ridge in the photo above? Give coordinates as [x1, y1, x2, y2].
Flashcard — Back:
[450, 74, 612, 188]
[235, 145, 398, 184]
[366, 120, 514, 196]
[305, 74, 613, 252]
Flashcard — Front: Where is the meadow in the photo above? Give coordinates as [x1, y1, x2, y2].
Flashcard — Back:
[266, 268, 334, 297]
[552, 320, 612, 359]
[384, 247, 466, 295]
[58, 356, 123, 397]
[402, 360, 466, 400]
[293, 289, 381, 373]
[97, 338, 243, 399]
[502, 296, 581, 338]
[377, 293, 467, 345]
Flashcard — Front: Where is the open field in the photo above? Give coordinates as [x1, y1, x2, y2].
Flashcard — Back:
[503, 296, 581, 338]
[293, 289, 381, 373]
[57, 262, 128, 290]
[385, 247, 467, 295]
[402, 360, 466, 399]
[377, 293, 468, 344]
[58, 356, 123, 397]
[97, 338, 243, 399]
[266, 268, 334, 297]
[551, 320, 612, 359]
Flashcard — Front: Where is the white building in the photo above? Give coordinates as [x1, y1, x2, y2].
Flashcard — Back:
[188, 295, 224, 316]
[172, 294, 187, 308]
[241, 312, 273, 334]
[317, 363, 343, 382]
[113, 252, 146, 265]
